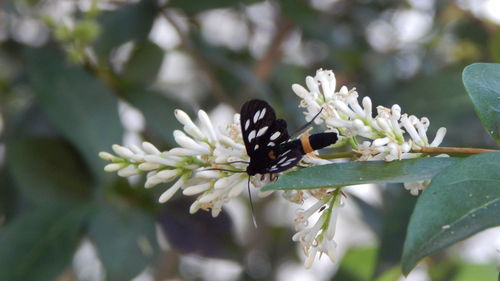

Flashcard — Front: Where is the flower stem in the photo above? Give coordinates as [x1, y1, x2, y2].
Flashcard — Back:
[414, 147, 500, 155]
[318, 152, 357, 159]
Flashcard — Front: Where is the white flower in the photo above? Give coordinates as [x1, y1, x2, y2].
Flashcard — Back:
[403, 180, 431, 196]
[291, 191, 342, 269]
[101, 109, 263, 216]
[292, 69, 448, 196]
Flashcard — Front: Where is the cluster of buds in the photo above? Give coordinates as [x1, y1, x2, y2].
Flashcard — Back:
[100, 110, 263, 217]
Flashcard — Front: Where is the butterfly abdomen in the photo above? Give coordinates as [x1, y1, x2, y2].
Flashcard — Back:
[278, 132, 338, 155]
[306, 132, 338, 153]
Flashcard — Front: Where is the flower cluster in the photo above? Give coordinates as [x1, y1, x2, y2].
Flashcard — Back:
[292, 69, 447, 195]
[99, 68, 447, 268]
[292, 69, 446, 161]
[291, 190, 342, 268]
[100, 109, 261, 217]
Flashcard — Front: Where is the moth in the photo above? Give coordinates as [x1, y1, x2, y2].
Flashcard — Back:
[240, 99, 338, 176]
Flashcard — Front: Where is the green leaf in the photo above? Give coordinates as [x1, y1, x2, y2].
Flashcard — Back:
[373, 266, 401, 281]
[463, 63, 500, 144]
[0, 205, 90, 281]
[25, 45, 123, 180]
[397, 69, 483, 147]
[374, 187, 416, 278]
[453, 263, 498, 281]
[89, 204, 159, 281]
[122, 41, 164, 85]
[6, 138, 91, 206]
[333, 247, 377, 281]
[123, 87, 185, 147]
[401, 152, 500, 275]
[168, 0, 236, 14]
[262, 157, 460, 191]
[489, 30, 500, 63]
[157, 198, 238, 259]
[94, 0, 157, 60]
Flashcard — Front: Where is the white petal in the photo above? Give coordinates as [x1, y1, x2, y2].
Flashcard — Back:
[292, 84, 310, 99]
[145, 175, 163, 188]
[228, 179, 247, 198]
[142, 142, 161, 154]
[112, 144, 134, 159]
[156, 169, 177, 180]
[198, 110, 218, 142]
[143, 155, 177, 167]
[306, 76, 320, 95]
[362, 97, 372, 119]
[104, 163, 122, 172]
[372, 137, 390, 147]
[99, 151, 118, 161]
[430, 127, 447, 147]
[183, 183, 211, 195]
[138, 162, 160, 171]
[304, 247, 318, 269]
[159, 178, 184, 203]
[169, 147, 205, 156]
[117, 165, 139, 177]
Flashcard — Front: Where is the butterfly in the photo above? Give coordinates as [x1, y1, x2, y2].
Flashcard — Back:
[240, 99, 338, 176]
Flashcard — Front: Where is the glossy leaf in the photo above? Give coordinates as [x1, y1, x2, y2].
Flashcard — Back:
[6, 138, 91, 206]
[158, 198, 237, 259]
[25, 45, 123, 179]
[333, 247, 376, 281]
[374, 186, 416, 278]
[89, 204, 159, 281]
[122, 41, 164, 85]
[0, 205, 90, 281]
[463, 63, 500, 144]
[396, 69, 483, 147]
[94, 0, 157, 59]
[124, 87, 185, 147]
[402, 152, 500, 275]
[262, 157, 460, 191]
[168, 0, 238, 14]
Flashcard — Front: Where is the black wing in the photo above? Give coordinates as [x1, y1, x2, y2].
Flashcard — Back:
[240, 100, 290, 157]
[266, 148, 302, 173]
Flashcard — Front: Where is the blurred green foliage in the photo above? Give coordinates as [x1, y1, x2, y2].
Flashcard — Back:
[0, 0, 499, 280]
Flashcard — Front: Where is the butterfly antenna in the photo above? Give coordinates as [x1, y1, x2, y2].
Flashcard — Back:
[247, 176, 258, 228]
[289, 107, 324, 139]
[220, 160, 250, 165]
[199, 168, 246, 173]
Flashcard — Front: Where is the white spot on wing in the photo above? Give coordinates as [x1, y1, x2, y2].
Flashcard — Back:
[248, 130, 256, 142]
[282, 149, 291, 156]
[256, 126, 268, 137]
[253, 111, 260, 123]
[278, 157, 287, 164]
[267, 142, 275, 147]
[259, 108, 266, 120]
[270, 131, 280, 140]
[254, 144, 260, 150]
[244, 119, 250, 130]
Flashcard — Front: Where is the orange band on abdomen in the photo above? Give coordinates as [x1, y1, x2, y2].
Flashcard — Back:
[300, 132, 314, 154]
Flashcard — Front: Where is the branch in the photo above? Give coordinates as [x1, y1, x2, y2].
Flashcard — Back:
[253, 20, 293, 80]
[160, 8, 236, 109]
[415, 147, 500, 155]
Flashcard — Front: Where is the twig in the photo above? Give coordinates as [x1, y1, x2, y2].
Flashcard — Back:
[415, 147, 500, 155]
[160, 8, 236, 109]
[253, 20, 293, 80]
[318, 151, 358, 159]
